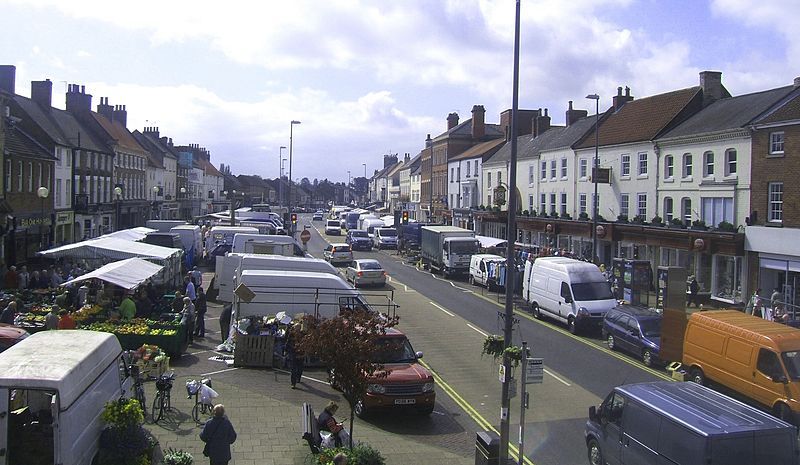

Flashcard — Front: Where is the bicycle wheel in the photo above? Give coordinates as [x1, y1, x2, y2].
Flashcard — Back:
[137, 388, 148, 420]
[152, 392, 163, 423]
[192, 402, 201, 423]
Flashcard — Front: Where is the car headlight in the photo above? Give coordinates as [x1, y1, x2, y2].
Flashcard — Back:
[422, 382, 435, 393]
[577, 307, 589, 316]
[367, 383, 386, 394]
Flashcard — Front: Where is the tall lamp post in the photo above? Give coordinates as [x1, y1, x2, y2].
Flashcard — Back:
[288, 120, 301, 213]
[152, 185, 160, 219]
[362, 163, 367, 205]
[37, 186, 49, 249]
[180, 187, 187, 220]
[279, 146, 286, 208]
[347, 170, 351, 204]
[114, 186, 123, 231]
[586, 94, 600, 263]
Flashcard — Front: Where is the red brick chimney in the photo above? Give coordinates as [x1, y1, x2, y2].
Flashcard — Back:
[31, 79, 53, 109]
[613, 86, 633, 111]
[65, 84, 92, 114]
[565, 100, 588, 127]
[0, 65, 15, 94]
[447, 112, 459, 130]
[97, 97, 113, 120]
[471, 105, 486, 139]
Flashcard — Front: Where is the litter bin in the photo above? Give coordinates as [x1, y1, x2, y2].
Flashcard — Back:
[475, 431, 500, 465]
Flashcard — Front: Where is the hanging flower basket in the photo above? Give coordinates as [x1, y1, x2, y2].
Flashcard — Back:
[482, 335, 505, 360]
[503, 346, 523, 367]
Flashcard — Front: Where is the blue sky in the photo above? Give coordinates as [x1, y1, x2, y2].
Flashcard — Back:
[1, 0, 796, 182]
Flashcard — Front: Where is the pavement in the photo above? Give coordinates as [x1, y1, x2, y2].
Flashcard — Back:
[147, 272, 476, 465]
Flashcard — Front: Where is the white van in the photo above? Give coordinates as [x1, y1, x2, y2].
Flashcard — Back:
[469, 254, 506, 289]
[170, 224, 202, 263]
[0, 330, 131, 465]
[231, 233, 303, 256]
[206, 226, 259, 252]
[216, 253, 337, 302]
[146, 219, 188, 232]
[235, 270, 370, 320]
[522, 257, 616, 334]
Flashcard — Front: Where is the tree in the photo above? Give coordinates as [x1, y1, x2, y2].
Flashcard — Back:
[298, 308, 399, 449]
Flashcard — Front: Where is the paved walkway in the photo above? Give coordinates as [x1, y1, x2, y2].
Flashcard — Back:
[147, 272, 474, 465]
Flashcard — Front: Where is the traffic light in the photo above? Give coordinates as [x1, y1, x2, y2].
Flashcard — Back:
[291, 213, 298, 224]
[402, 210, 409, 224]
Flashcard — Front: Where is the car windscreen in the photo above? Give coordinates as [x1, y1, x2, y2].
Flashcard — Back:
[782, 351, 800, 380]
[379, 229, 397, 237]
[373, 337, 417, 363]
[327, 221, 339, 227]
[359, 261, 382, 270]
[638, 319, 661, 338]
[448, 241, 479, 253]
[571, 282, 614, 301]
[351, 231, 368, 237]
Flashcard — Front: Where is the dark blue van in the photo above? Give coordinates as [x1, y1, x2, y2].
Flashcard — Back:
[601, 306, 661, 367]
[586, 381, 799, 465]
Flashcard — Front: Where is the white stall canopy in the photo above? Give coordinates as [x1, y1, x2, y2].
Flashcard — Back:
[40, 237, 181, 261]
[97, 227, 156, 242]
[62, 258, 163, 290]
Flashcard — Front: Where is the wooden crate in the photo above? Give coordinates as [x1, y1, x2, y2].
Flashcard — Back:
[234, 334, 275, 368]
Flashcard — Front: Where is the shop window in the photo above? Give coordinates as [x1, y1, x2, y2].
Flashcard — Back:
[713, 255, 743, 303]
[697, 253, 712, 294]
[725, 149, 737, 176]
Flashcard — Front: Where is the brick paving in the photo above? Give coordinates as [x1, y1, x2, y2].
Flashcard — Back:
[146, 272, 474, 465]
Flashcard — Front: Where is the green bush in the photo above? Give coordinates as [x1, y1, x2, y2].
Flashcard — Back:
[310, 443, 386, 465]
[163, 449, 193, 465]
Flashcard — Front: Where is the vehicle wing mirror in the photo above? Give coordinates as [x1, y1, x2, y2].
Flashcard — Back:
[588, 405, 597, 422]
[415, 351, 423, 359]
[564, 295, 572, 303]
[772, 374, 789, 384]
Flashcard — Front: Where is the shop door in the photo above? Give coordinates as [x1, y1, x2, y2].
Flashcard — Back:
[0, 388, 7, 465]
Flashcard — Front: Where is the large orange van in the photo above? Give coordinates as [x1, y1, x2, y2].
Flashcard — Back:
[683, 310, 800, 424]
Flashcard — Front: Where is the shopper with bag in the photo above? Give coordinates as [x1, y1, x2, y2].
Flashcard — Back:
[200, 404, 237, 465]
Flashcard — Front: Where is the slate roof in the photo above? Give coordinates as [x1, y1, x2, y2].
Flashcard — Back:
[132, 131, 165, 169]
[432, 118, 504, 142]
[12, 95, 111, 154]
[448, 138, 506, 162]
[4, 121, 55, 160]
[400, 153, 422, 172]
[660, 85, 796, 139]
[754, 89, 800, 125]
[90, 112, 148, 155]
[575, 87, 702, 149]
[486, 125, 567, 165]
[198, 158, 223, 177]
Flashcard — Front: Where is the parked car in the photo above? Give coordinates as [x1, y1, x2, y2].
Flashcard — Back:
[601, 306, 662, 367]
[312, 212, 324, 221]
[345, 259, 387, 287]
[323, 243, 353, 265]
[346, 229, 373, 251]
[0, 323, 28, 353]
[325, 220, 342, 235]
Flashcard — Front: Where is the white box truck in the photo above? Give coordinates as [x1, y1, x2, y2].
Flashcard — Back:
[170, 224, 202, 264]
[420, 226, 480, 277]
[216, 253, 337, 302]
[0, 330, 133, 465]
[522, 257, 616, 334]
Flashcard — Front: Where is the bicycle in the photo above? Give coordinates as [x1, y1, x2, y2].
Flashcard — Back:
[186, 377, 215, 424]
[152, 371, 176, 424]
[129, 364, 148, 421]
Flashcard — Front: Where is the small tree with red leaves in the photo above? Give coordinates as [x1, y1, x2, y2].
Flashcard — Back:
[298, 308, 399, 448]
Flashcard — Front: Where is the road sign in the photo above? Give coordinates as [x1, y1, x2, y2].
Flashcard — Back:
[525, 357, 543, 384]
[300, 229, 311, 244]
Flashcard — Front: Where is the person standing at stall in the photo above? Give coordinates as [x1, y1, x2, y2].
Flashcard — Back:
[194, 286, 207, 338]
[4, 266, 18, 289]
[18, 266, 29, 290]
[119, 292, 137, 320]
[44, 306, 60, 330]
[0, 301, 17, 324]
[219, 303, 232, 343]
[185, 277, 197, 303]
[181, 297, 196, 344]
[58, 309, 76, 329]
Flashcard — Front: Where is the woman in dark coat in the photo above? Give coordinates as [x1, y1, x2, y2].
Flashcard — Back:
[200, 404, 237, 465]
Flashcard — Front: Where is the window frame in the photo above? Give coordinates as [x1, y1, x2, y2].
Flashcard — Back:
[664, 155, 674, 180]
[770, 131, 785, 155]
[637, 193, 647, 218]
[703, 151, 714, 178]
[769, 182, 784, 223]
[725, 149, 737, 176]
[560, 158, 568, 179]
[637, 152, 648, 176]
[540, 193, 546, 215]
[549, 193, 556, 214]
[664, 197, 674, 222]
[550, 160, 557, 180]
[579, 193, 587, 215]
[620, 193, 630, 218]
[621, 154, 631, 177]
[540, 161, 547, 181]
[579, 158, 588, 179]
[560, 192, 568, 216]
[682, 153, 693, 178]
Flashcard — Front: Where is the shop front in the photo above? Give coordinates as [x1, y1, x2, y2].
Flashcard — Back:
[746, 226, 800, 313]
[54, 210, 74, 246]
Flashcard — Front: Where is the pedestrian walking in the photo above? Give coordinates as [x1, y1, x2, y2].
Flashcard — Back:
[185, 277, 197, 302]
[220, 304, 232, 343]
[688, 278, 700, 307]
[285, 322, 305, 389]
[191, 266, 203, 287]
[199, 404, 237, 465]
[195, 286, 207, 338]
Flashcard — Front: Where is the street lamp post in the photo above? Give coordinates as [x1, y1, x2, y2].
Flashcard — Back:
[362, 163, 367, 205]
[180, 187, 187, 220]
[114, 186, 123, 231]
[586, 94, 600, 263]
[152, 185, 160, 219]
[289, 120, 301, 214]
[347, 170, 351, 204]
[279, 146, 286, 208]
[37, 186, 49, 249]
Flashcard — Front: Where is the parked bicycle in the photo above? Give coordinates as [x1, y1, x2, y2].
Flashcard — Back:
[152, 371, 176, 424]
[129, 363, 148, 421]
[186, 377, 215, 423]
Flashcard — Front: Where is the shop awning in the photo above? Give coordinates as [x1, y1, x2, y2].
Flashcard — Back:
[62, 258, 163, 290]
[39, 236, 182, 261]
[476, 235, 506, 249]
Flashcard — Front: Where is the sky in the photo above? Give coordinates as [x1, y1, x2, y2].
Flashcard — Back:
[1, 0, 797, 182]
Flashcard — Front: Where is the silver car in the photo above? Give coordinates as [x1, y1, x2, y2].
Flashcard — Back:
[323, 243, 353, 265]
[346, 259, 387, 287]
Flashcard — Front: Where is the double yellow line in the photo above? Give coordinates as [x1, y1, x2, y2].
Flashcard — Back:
[419, 359, 535, 465]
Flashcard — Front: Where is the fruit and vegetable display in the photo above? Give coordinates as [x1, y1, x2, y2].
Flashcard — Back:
[80, 318, 180, 336]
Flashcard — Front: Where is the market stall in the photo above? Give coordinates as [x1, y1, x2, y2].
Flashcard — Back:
[62, 257, 163, 290]
[96, 226, 157, 242]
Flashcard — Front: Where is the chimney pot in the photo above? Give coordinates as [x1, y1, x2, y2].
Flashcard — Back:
[568, 100, 573, 110]
[81, 85, 85, 94]
[794, 77, 800, 88]
[625, 86, 630, 97]
[617, 87, 623, 96]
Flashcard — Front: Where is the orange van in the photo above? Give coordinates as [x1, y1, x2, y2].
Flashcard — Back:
[683, 310, 800, 424]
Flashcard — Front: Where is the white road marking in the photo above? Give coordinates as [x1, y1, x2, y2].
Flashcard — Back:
[467, 323, 489, 337]
[429, 301, 455, 316]
[200, 367, 239, 376]
[544, 368, 572, 386]
[273, 368, 331, 386]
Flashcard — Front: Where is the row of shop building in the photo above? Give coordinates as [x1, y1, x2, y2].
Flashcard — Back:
[368, 70, 800, 309]
[0, 65, 225, 266]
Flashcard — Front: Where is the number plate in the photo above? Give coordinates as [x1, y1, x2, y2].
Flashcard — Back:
[394, 398, 416, 405]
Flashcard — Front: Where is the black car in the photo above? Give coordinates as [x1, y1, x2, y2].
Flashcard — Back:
[346, 229, 373, 251]
[601, 306, 662, 367]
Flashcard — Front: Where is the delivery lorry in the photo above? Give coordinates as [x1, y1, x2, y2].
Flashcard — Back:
[0, 330, 133, 465]
[420, 226, 480, 277]
[170, 224, 203, 264]
[586, 381, 799, 465]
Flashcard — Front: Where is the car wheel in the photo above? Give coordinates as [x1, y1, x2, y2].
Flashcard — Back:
[531, 303, 541, 319]
[568, 316, 578, 335]
[587, 438, 603, 465]
[774, 403, 794, 424]
[690, 367, 706, 386]
[354, 399, 368, 418]
[642, 349, 654, 367]
[468, 275, 475, 285]
[606, 334, 616, 351]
